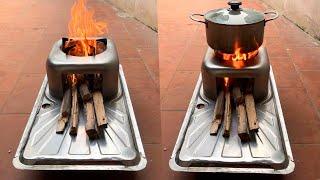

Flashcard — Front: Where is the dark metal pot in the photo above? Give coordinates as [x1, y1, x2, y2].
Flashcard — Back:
[190, 1, 278, 53]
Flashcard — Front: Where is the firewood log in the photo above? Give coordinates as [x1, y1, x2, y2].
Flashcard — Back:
[223, 90, 232, 137]
[84, 101, 98, 139]
[236, 104, 250, 142]
[69, 87, 79, 136]
[245, 93, 259, 132]
[60, 88, 71, 117]
[232, 86, 244, 105]
[210, 90, 225, 135]
[232, 86, 249, 142]
[93, 91, 108, 128]
[213, 90, 225, 120]
[79, 82, 92, 103]
[56, 116, 69, 134]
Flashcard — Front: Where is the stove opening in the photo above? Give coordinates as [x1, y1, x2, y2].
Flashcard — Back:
[62, 73, 103, 93]
[61, 38, 107, 56]
[216, 77, 255, 95]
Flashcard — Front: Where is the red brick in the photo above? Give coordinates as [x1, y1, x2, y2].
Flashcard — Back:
[271, 58, 303, 88]
[278, 88, 320, 144]
[161, 71, 198, 110]
[121, 58, 156, 90]
[1, 74, 44, 114]
[114, 38, 141, 59]
[300, 71, 320, 110]
[130, 88, 160, 144]
[177, 45, 206, 71]
[289, 47, 320, 70]
[138, 48, 159, 85]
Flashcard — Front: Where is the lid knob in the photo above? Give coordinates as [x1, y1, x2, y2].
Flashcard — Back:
[228, 1, 242, 10]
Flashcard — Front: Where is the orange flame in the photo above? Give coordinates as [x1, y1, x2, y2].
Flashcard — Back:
[224, 77, 229, 88]
[66, 0, 107, 56]
[222, 48, 258, 62]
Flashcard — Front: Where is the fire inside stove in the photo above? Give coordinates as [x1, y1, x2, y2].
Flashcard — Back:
[216, 48, 259, 62]
[215, 44, 259, 69]
[55, 0, 111, 139]
[201, 43, 270, 141]
[64, 0, 107, 56]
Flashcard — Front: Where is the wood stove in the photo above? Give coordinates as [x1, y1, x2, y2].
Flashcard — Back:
[13, 38, 147, 171]
[202, 46, 270, 102]
[170, 40, 295, 173]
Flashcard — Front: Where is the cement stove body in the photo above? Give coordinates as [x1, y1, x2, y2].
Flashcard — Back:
[13, 38, 147, 171]
[170, 46, 294, 174]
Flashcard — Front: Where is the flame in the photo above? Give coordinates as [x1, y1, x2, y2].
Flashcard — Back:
[224, 77, 229, 88]
[66, 0, 107, 56]
[221, 48, 258, 62]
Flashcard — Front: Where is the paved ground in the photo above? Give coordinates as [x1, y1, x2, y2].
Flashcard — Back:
[0, 0, 160, 179]
[159, 0, 320, 179]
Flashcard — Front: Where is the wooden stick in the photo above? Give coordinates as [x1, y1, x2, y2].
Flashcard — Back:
[233, 86, 250, 142]
[56, 116, 69, 134]
[245, 93, 259, 132]
[79, 82, 92, 103]
[69, 87, 79, 136]
[60, 88, 71, 117]
[223, 90, 232, 137]
[214, 90, 225, 120]
[84, 101, 98, 139]
[210, 90, 225, 135]
[232, 86, 244, 105]
[236, 104, 250, 142]
[93, 91, 108, 128]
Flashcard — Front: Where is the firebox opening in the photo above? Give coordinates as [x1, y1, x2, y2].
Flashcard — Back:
[62, 73, 103, 94]
[216, 77, 255, 94]
[61, 37, 107, 56]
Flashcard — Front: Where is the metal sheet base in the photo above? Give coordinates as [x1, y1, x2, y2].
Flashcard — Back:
[13, 65, 147, 171]
[169, 68, 294, 174]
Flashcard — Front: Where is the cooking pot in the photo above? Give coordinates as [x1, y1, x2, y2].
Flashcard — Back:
[190, 1, 278, 53]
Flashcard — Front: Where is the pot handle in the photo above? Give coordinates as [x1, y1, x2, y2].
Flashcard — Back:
[190, 14, 206, 24]
[264, 10, 279, 23]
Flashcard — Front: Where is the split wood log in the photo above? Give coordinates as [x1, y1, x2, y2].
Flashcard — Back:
[79, 82, 92, 103]
[232, 86, 250, 142]
[223, 90, 232, 137]
[93, 91, 108, 128]
[69, 87, 79, 136]
[56, 116, 69, 134]
[210, 90, 225, 136]
[60, 88, 71, 117]
[236, 104, 250, 142]
[85, 101, 98, 139]
[245, 93, 259, 132]
[232, 86, 244, 105]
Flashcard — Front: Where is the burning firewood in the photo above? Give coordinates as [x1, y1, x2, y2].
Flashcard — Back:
[245, 84, 259, 132]
[69, 87, 79, 136]
[223, 90, 232, 137]
[93, 91, 108, 128]
[60, 88, 71, 117]
[79, 81, 92, 103]
[84, 101, 98, 139]
[56, 116, 69, 134]
[232, 86, 250, 142]
[210, 90, 225, 136]
[56, 88, 71, 134]
[232, 86, 244, 105]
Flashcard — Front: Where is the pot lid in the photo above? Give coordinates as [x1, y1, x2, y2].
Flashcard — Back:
[205, 1, 265, 25]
